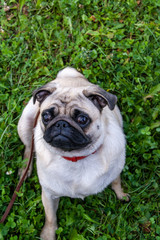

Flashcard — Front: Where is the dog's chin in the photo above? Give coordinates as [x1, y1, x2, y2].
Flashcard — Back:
[43, 133, 104, 158]
[43, 134, 91, 152]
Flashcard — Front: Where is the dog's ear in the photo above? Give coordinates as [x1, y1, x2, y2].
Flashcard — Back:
[83, 86, 117, 111]
[33, 85, 56, 104]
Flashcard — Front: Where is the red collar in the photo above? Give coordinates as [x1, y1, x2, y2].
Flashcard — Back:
[62, 150, 97, 162]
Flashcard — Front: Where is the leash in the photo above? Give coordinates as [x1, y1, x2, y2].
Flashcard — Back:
[0, 110, 40, 224]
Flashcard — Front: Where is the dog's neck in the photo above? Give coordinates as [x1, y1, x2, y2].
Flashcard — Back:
[62, 150, 97, 162]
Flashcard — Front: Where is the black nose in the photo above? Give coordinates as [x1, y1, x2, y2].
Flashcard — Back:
[54, 120, 69, 129]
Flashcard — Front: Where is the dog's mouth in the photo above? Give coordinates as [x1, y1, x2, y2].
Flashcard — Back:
[43, 120, 91, 151]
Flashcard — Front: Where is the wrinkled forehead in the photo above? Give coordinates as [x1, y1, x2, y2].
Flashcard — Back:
[40, 87, 87, 111]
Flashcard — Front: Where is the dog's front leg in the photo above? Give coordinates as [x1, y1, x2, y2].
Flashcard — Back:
[40, 189, 60, 240]
[111, 175, 129, 201]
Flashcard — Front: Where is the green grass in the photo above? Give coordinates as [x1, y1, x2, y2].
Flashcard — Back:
[0, 0, 160, 239]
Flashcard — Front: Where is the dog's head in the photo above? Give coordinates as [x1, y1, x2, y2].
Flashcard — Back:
[33, 67, 117, 155]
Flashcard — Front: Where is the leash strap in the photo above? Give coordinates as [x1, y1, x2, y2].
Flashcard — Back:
[0, 110, 40, 224]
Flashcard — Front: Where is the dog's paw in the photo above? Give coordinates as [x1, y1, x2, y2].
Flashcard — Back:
[117, 192, 130, 202]
[111, 176, 130, 202]
[40, 225, 56, 240]
[18, 163, 33, 180]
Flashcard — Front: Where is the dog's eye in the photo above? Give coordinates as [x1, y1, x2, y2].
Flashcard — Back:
[42, 111, 53, 124]
[73, 110, 91, 128]
[76, 115, 89, 127]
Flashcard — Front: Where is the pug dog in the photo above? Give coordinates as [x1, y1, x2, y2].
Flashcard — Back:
[18, 67, 128, 240]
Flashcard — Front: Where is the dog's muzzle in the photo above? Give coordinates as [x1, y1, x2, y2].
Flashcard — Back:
[43, 119, 91, 151]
